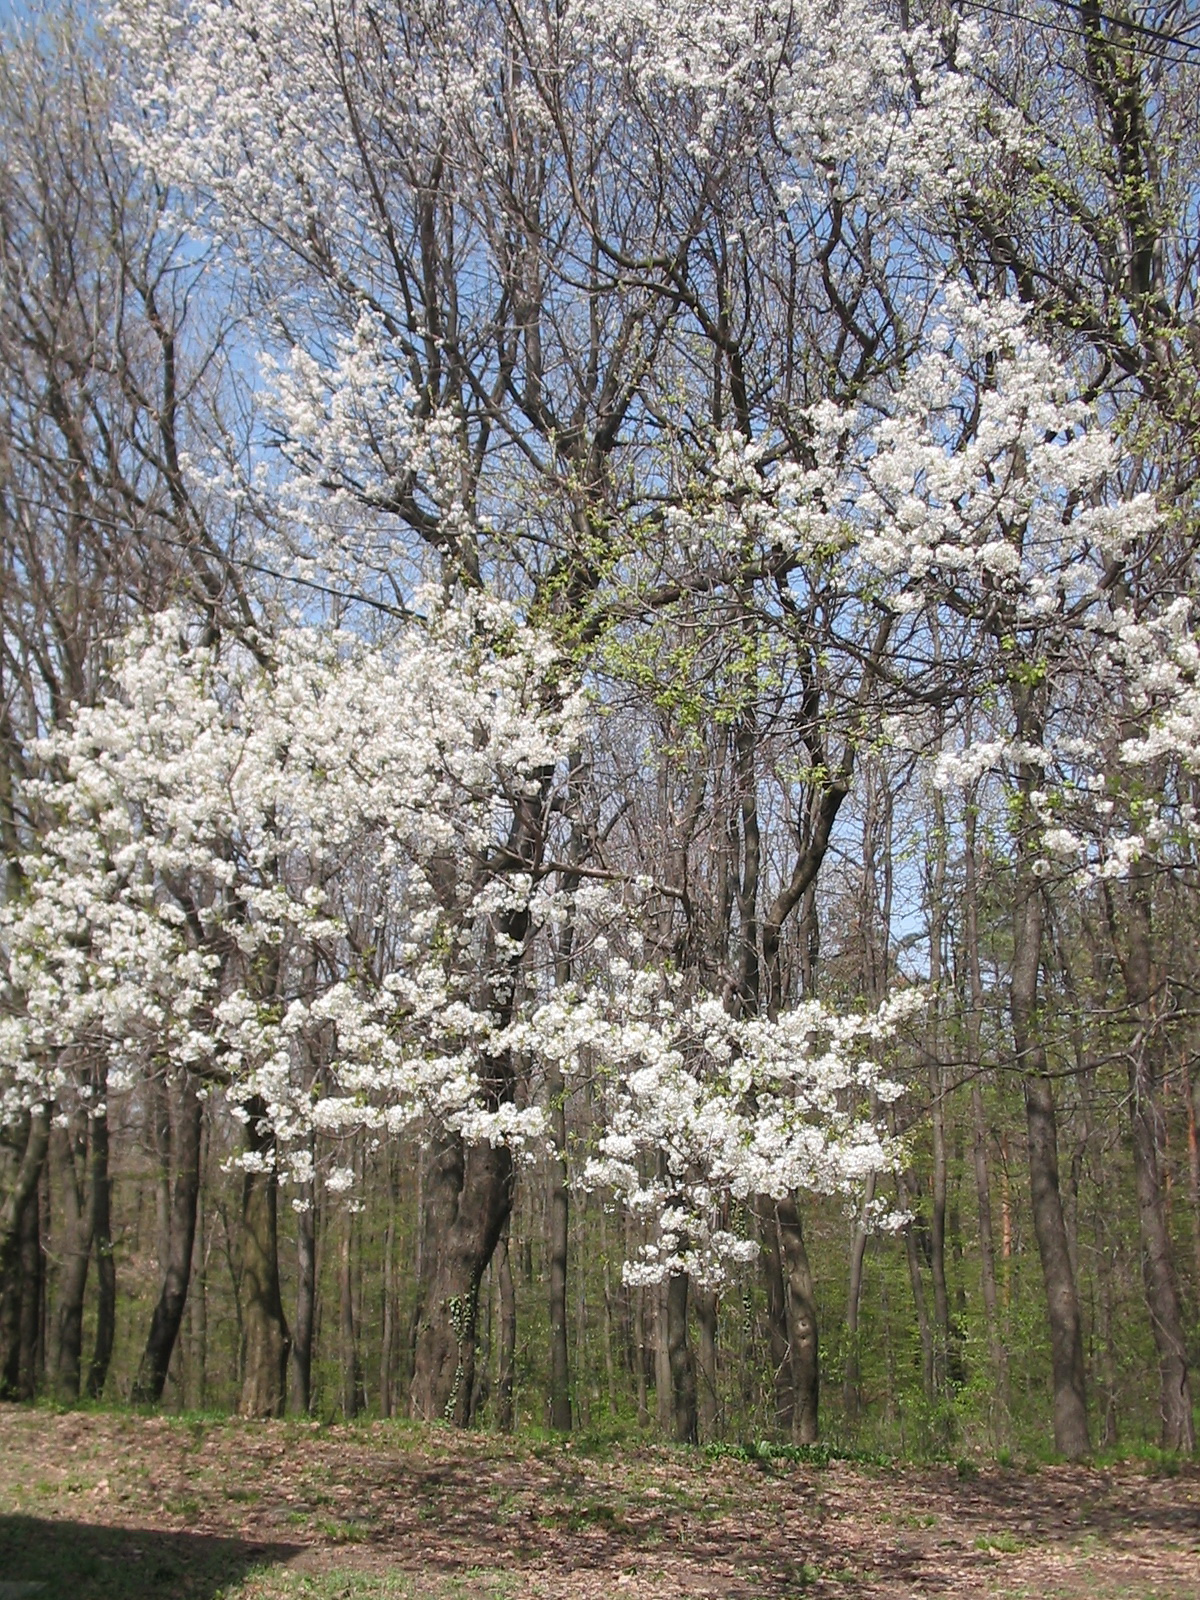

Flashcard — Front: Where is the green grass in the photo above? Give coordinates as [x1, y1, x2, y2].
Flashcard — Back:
[975, 1531, 1024, 1554]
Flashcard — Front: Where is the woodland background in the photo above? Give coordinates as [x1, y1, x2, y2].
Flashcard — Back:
[2, 0, 1200, 1467]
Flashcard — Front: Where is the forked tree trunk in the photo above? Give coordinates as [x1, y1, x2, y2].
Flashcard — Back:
[409, 1129, 511, 1424]
[666, 1269, 698, 1444]
[238, 1098, 290, 1418]
[133, 1076, 203, 1403]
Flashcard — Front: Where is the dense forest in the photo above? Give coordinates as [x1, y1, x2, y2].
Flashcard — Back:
[2, 0, 1200, 1466]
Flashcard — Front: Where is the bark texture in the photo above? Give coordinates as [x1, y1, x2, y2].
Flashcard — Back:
[409, 1130, 512, 1425]
[133, 1076, 203, 1403]
[238, 1099, 290, 1418]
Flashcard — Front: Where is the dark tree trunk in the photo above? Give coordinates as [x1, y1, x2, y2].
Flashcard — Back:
[695, 1286, 719, 1440]
[85, 1097, 115, 1401]
[0, 1107, 49, 1398]
[16, 1176, 43, 1399]
[379, 1153, 397, 1419]
[546, 1061, 572, 1432]
[133, 1076, 203, 1403]
[666, 1270, 697, 1444]
[49, 1115, 92, 1403]
[777, 1197, 818, 1444]
[238, 1098, 290, 1418]
[409, 1129, 511, 1425]
[291, 1178, 315, 1414]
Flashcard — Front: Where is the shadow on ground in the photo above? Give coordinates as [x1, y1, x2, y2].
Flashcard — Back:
[0, 1514, 302, 1599]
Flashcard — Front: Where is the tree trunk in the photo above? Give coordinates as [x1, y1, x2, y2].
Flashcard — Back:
[964, 799, 1008, 1424]
[409, 1129, 511, 1424]
[338, 1197, 362, 1418]
[238, 1098, 290, 1418]
[843, 1172, 875, 1426]
[695, 1286, 719, 1440]
[495, 1225, 516, 1431]
[152, 1076, 172, 1279]
[546, 1062, 572, 1432]
[0, 1107, 49, 1398]
[1008, 698, 1090, 1459]
[85, 1089, 115, 1401]
[633, 1281, 649, 1427]
[188, 1136, 208, 1412]
[925, 787, 951, 1393]
[666, 1269, 697, 1444]
[655, 1281, 672, 1432]
[291, 1177, 315, 1414]
[1111, 870, 1194, 1453]
[17, 1175, 43, 1399]
[379, 1158, 396, 1419]
[1186, 1063, 1200, 1292]
[778, 1197, 818, 1444]
[896, 1169, 935, 1405]
[133, 1076, 203, 1403]
[759, 1197, 795, 1433]
[49, 1115, 93, 1403]
[290, 952, 320, 1417]
[1012, 889, 1090, 1454]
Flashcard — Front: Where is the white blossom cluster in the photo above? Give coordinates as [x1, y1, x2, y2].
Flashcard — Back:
[510, 973, 921, 1286]
[0, 599, 581, 1177]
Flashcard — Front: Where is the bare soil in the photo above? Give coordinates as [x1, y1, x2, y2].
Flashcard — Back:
[1, 1406, 1197, 1598]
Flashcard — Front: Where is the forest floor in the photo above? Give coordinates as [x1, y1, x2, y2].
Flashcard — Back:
[0, 1407, 1197, 1600]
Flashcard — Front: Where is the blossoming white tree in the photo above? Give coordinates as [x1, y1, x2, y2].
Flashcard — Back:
[0, 0, 1188, 1453]
[1, 599, 585, 1411]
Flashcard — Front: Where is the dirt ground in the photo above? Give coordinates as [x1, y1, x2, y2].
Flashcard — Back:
[1, 1406, 1197, 1599]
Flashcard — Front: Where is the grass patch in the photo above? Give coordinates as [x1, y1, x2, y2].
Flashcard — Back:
[976, 1531, 1024, 1554]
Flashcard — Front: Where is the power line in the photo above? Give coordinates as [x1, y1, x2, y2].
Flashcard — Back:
[955, 0, 1200, 67]
[1046, 0, 1200, 54]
